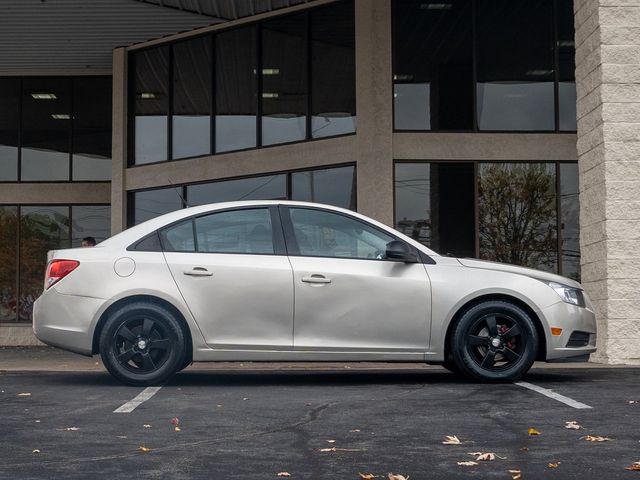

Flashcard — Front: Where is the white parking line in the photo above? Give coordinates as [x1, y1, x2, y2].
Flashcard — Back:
[515, 381, 592, 409]
[113, 386, 162, 413]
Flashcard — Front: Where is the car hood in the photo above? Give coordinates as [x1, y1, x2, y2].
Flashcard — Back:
[456, 258, 582, 289]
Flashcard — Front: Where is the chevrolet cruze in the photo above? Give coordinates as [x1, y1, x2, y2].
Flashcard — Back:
[33, 201, 596, 386]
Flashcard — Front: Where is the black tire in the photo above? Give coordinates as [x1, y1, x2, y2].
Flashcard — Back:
[442, 360, 461, 375]
[99, 302, 187, 386]
[451, 300, 538, 382]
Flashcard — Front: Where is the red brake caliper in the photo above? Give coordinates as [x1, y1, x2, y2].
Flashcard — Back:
[499, 324, 516, 349]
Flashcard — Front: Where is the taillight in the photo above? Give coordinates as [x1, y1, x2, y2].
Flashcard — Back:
[45, 260, 80, 290]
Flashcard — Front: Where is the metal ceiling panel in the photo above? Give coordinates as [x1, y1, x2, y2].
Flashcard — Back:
[135, 0, 311, 20]
[0, 0, 222, 71]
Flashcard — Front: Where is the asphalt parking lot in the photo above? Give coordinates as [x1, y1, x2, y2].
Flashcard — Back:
[1, 353, 639, 479]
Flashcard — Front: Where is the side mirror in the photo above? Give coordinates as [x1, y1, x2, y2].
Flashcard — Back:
[385, 240, 418, 263]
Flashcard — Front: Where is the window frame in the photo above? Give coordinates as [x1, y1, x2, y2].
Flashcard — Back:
[279, 204, 425, 263]
[154, 205, 287, 256]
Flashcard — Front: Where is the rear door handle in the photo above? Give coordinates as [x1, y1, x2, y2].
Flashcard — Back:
[302, 274, 331, 284]
[183, 267, 213, 277]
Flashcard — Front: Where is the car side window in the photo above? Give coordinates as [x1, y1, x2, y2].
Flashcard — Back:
[289, 208, 395, 260]
[194, 208, 274, 255]
[160, 220, 195, 252]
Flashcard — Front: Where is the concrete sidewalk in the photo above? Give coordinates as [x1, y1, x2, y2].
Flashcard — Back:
[0, 346, 634, 373]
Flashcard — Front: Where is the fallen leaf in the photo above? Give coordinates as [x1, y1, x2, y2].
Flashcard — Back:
[305, 402, 312, 406]
[17, 393, 31, 397]
[138, 446, 152, 453]
[583, 435, 612, 442]
[216, 405, 223, 408]
[276, 473, 291, 477]
[548, 462, 561, 468]
[34, 420, 40, 423]
[319, 447, 365, 453]
[350, 429, 361, 433]
[629, 400, 637, 404]
[519, 447, 529, 452]
[442, 435, 462, 445]
[476, 453, 496, 461]
[326, 440, 336, 443]
[624, 462, 640, 471]
[32, 449, 40, 454]
[528, 427, 541, 436]
[359, 474, 377, 479]
[387, 474, 409, 480]
[457, 461, 478, 466]
[565, 421, 582, 430]
[170, 417, 179, 426]
[174, 426, 181, 432]
[509, 470, 522, 480]
[143, 424, 152, 428]
[116, 435, 127, 439]
[56, 427, 80, 431]
[243, 397, 248, 401]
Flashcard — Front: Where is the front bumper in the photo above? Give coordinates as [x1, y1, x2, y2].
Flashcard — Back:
[33, 287, 105, 356]
[541, 300, 597, 360]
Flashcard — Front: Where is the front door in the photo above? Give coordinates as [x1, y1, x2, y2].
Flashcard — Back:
[283, 206, 431, 353]
[162, 207, 293, 349]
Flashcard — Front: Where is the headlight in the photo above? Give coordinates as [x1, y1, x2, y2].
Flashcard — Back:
[547, 282, 586, 307]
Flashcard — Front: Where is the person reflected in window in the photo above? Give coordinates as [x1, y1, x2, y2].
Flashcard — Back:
[81, 236, 96, 247]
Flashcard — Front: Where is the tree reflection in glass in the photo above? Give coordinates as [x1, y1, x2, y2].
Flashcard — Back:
[478, 163, 557, 272]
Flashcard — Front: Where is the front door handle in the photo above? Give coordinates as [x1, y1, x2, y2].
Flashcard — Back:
[302, 274, 331, 284]
[183, 267, 213, 277]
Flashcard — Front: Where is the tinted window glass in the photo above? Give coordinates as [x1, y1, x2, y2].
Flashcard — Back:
[476, 0, 555, 131]
[395, 163, 475, 257]
[558, 0, 577, 131]
[291, 166, 356, 209]
[132, 188, 183, 225]
[0, 79, 19, 181]
[393, 0, 473, 131]
[560, 163, 579, 280]
[20, 206, 70, 321]
[188, 175, 286, 206]
[311, 2, 356, 138]
[71, 205, 111, 247]
[21, 78, 71, 180]
[478, 163, 557, 271]
[0, 207, 18, 322]
[289, 208, 394, 259]
[160, 220, 195, 252]
[73, 78, 112, 180]
[216, 27, 258, 153]
[133, 46, 169, 164]
[173, 37, 212, 159]
[262, 14, 307, 146]
[195, 208, 273, 254]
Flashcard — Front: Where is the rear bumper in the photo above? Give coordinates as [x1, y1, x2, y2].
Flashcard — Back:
[33, 288, 104, 356]
[541, 301, 597, 360]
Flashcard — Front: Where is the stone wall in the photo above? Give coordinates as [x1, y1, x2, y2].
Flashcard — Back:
[576, 0, 640, 363]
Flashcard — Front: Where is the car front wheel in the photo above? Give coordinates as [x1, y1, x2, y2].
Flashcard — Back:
[451, 300, 538, 382]
[99, 302, 187, 386]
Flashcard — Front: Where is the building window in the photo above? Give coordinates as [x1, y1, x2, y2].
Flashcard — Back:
[128, 0, 356, 165]
[130, 164, 356, 225]
[216, 26, 258, 153]
[393, 0, 576, 132]
[0, 76, 112, 182]
[0, 79, 20, 181]
[395, 161, 580, 279]
[311, 1, 356, 137]
[173, 37, 212, 159]
[0, 205, 110, 323]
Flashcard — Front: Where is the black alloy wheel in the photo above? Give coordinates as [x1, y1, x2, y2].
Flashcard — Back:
[100, 302, 186, 386]
[451, 300, 538, 382]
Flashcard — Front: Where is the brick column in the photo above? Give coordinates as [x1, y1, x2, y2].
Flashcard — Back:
[576, 0, 640, 363]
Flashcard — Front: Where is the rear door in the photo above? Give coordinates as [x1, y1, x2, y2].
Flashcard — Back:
[162, 206, 294, 349]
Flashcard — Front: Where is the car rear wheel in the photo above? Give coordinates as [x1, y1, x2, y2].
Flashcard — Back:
[99, 302, 186, 386]
[451, 300, 538, 382]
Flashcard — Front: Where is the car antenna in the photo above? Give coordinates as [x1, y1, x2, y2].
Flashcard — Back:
[168, 177, 190, 208]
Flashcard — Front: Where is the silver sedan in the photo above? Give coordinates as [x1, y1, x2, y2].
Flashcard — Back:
[33, 201, 596, 385]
